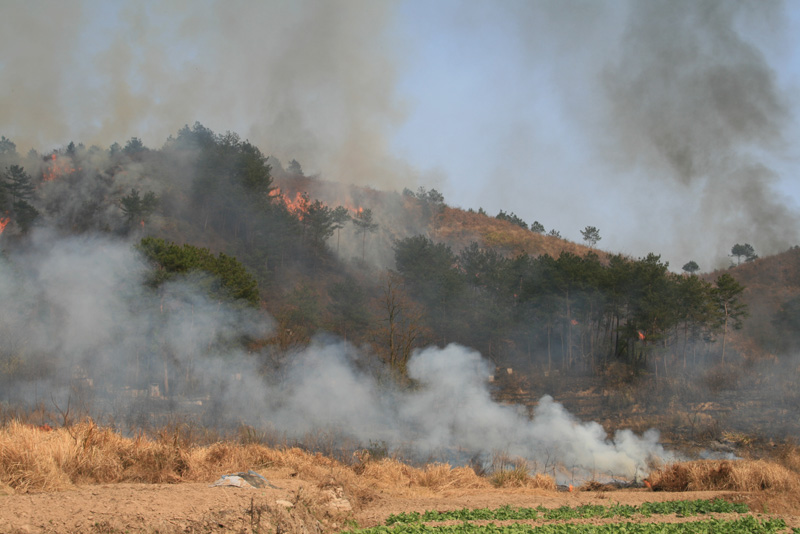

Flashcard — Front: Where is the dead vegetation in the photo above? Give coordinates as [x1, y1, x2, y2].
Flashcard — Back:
[5, 419, 800, 532]
[647, 459, 798, 492]
[5, 418, 800, 500]
[437, 206, 601, 259]
[0, 419, 553, 498]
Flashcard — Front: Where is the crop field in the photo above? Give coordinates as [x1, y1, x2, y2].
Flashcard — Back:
[2, 420, 800, 533]
[348, 501, 795, 534]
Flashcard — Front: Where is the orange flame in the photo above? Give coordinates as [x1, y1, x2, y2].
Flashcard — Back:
[43, 153, 77, 181]
[280, 191, 310, 220]
[0, 217, 9, 235]
[638, 331, 645, 341]
[272, 189, 364, 221]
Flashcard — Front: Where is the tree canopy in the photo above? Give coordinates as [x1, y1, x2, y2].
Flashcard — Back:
[731, 243, 758, 264]
[581, 226, 601, 248]
[496, 210, 528, 230]
[682, 260, 700, 274]
[137, 237, 260, 306]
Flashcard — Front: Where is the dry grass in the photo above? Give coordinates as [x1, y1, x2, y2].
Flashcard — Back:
[6, 419, 796, 501]
[0, 420, 502, 496]
[485, 453, 557, 490]
[356, 457, 489, 490]
[648, 459, 798, 492]
[771, 440, 800, 475]
[490, 468, 556, 490]
[413, 463, 489, 490]
[438, 206, 603, 260]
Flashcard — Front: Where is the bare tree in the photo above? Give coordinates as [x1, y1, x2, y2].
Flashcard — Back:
[380, 272, 426, 378]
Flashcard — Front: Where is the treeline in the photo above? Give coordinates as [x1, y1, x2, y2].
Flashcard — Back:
[389, 236, 747, 373]
[0, 125, 370, 285]
[0, 125, 752, 384]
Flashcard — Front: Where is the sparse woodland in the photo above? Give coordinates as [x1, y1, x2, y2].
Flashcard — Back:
[0, 124, 798, 445]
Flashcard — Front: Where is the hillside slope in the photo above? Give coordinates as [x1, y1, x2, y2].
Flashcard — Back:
[279, 175, 604, 262]
[707, 246, 800, 359]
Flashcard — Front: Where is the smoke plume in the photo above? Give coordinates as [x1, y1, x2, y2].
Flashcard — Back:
[0, 1, 412, 190]
[271, 345, 671, 478]
[0, 233, 672, 482]
[598, 0, 799, 267]
[5, 1, 795, 269]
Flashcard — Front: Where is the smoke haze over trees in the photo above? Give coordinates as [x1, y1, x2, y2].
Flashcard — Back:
[2, 1, 800, 271]
[2, 121, 800, 478]
[4, 0, 800, 479]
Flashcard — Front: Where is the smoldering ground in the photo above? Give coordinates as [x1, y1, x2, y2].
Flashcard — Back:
[0, 232, 673, 482]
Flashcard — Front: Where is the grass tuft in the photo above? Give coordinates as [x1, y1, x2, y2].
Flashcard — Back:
[648, 459, 797, 492]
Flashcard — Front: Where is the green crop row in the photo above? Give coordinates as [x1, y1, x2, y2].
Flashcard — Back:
[384, 499, 749, 525]
[347, 516, 786, 534]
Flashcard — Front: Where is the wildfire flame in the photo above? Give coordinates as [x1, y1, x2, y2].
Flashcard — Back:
[275, 190, 310, 220]
[638, 330, 646, 341]
[43, 153, 77, 182]
[272, 188, 364, 221]
[0, 217, 9, 235]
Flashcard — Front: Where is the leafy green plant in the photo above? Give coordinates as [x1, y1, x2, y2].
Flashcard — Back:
[349, 516, 784, 534]
[384, 499, 748, 526]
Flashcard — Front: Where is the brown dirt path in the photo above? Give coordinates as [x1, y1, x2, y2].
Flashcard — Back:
[1, 475, 303, 533]
[1, 473, 796, 534]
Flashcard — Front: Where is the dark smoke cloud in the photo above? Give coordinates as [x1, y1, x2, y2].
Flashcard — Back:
[600, 0, 799, 267]
[450, 0, 799, 269]
[604, 2, 786, 182]
[0, 0, 414, 189]
[3, 1, 798, 269]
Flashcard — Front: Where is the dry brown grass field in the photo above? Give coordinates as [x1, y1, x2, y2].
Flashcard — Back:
[2, 419, 800, 533]
[436, 207, 602, 260]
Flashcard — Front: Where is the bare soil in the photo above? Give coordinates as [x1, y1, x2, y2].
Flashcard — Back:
[3, 469, 799, 534]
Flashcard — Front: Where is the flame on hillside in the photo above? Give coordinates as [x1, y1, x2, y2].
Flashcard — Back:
[277, 190, 311, 220]
[272, 188, 363, 220]
[0, 216, 9, 235]
[43, 153, 77, 182]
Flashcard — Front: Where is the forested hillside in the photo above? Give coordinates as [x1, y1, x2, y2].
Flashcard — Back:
[1, 125, 799, 441]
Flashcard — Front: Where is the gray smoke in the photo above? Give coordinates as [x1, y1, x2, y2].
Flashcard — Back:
[0, 234, 672, 482]
[421, 1, 800, 269]
[0, 0, 413, 190]
[265, 342, 670, 480]
[0, 230, 272, 406]
[600, 0, 799, 267]
[3, 1, 798, 268]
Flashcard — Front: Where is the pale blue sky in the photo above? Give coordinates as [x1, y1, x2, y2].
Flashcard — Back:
[2, 0, 799, 270]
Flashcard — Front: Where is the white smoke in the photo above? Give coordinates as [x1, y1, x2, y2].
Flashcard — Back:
[0, 230, 272, 405]
[260, 342, 672, 481]
[0, 233, 672, 481]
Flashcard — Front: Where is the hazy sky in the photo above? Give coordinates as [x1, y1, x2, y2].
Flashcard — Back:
[2, 0, 800, 270]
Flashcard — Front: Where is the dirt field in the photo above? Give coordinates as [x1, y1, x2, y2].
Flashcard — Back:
[3, 468, 799, 534]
